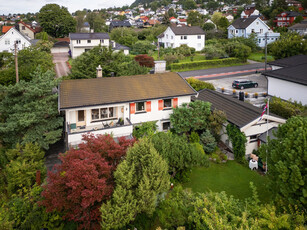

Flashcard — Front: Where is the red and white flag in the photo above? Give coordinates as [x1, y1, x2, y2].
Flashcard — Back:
[258, 103, 268, 122]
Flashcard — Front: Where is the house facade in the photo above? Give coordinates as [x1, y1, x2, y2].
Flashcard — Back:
[196, 89, 286, 155]
[158, 25, 205, 51]
[265, 55, 307, 105]
[69, 33, 110, 58]
[274, 11, 302, 27]
[288, 19, 307, 35]
[59, 72, 197, 147]
[0, 27, 32, 53]
[228, 17, 280, 47]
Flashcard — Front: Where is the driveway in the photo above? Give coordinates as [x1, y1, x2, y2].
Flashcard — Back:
[52, 52, 70, 78]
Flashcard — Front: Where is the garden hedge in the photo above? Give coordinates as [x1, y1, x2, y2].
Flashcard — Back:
[170, 58, 241, 71]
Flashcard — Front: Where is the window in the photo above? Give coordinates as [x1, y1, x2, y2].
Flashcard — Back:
[100, 39, 104, 43]
[166, 34, 168, 39]
[91, 107, 116, 121]
[136, 102, 145, 112]
[251, 29, 255, 33]
[258, 39, 261, 43]
[77, 40, 81, 44]
[171, 35, 173, 39]
[256, 22, 259, 25]
[181, 35, 187, 39]
[16, 39, 21, 44]
[197, 35, 201, 39]
[260, 29, 263, 33]
[164, 99, 172, 108]
[78, 110, 85, 122]
[87, 40, 91, 43]
[22, 26, 25, 30]
[5, 39, 10, 45]
[85, 49, 91, 52]
[162, 122, 171, 131]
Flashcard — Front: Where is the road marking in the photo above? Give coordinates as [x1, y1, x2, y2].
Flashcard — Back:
[187, 68, 269, 79]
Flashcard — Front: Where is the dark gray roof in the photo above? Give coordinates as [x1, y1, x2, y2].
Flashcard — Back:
[195, 89, 264, 128]
[170, 26, 205, 35]
[69, 33, 110, 40]
[53, 41, 70, 47]
[259, 127, 278, 143]
[283, 11, 302, 17]
[268, 54, 307, 68]
[289, 20, 307, 29]
[230, 17, 258, 29]
[30, 39, 40, 45]
[110, 20, 132, 27]
[263, 63, 307, 86]
[111, 41, 130, 50]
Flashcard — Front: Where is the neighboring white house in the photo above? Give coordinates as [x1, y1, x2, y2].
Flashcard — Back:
[288, 19, 307, 36]
[69, 33, 130, 58]
[196, 89, 286, 155]
[158, 25, 205, 51]
[264, 55, 307, 105]
[69, 33, 110, 58]
[227, 17, 280, 48]
[59, 72, 197, 147]
[0, 27, 32, 53]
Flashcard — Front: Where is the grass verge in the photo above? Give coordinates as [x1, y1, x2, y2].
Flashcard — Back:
[183, 161, 271, 203]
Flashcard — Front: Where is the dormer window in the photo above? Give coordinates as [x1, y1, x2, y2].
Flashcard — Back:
[100, 39, 104, 43]
[76, 40, 81, 44]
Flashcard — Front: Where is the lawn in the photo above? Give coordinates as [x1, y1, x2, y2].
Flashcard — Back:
[248, 52, 275, 62]
[183, 161, 271, 203]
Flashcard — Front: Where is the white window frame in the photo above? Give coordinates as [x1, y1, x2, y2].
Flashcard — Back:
[91, 107, 116, 121]
[197, 35, 201, 39]
[87, 40, 91, 43]
[5, 39, 10, 45]
[136, 101, 146, 112]
[76, 40, 81, 44]
[163, 99, 172, 109]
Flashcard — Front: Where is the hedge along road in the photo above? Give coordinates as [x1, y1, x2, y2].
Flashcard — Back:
[178, 62, 268, 80]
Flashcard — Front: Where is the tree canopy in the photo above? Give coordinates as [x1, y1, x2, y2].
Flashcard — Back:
[70, 46, 149, 79]
[38, 4, 76, 37]
[268, 33, 307, 59]
[0, 69, 63, 150]
[41, 134, 134, 229]
[100, 138, 170, 229]
[170, 100, 212, 134]
[0, 47, 54, 85]
[259, 116, 307, 212]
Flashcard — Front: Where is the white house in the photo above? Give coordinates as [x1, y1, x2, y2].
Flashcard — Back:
[69, 33, 110, 58]
[0, 27, 32, 53]
[158, 25, 205, 51]
[227, 17, 280, 48]
[264, 55, 307, 105]
[288, 19, 307, 36]
[59, 72, 197, 147]
[69, 33, 130, 58]
[196, 89, 286, 155]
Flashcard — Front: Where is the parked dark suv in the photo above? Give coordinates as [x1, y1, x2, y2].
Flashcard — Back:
[232, 79, 258, 89]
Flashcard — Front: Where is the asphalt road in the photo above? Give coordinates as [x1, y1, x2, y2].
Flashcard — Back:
[178, 62, 268, 80]
[52, 52, 70, 78]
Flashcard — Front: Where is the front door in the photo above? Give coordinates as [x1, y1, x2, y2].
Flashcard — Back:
[76, 110, 86, 127]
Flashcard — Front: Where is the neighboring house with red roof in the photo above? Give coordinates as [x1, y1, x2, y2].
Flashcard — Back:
[1, 26, 13, 34]
[241, 5, 260, 18]
[178, 18, 187, 25]
[0, 27, 32, 52]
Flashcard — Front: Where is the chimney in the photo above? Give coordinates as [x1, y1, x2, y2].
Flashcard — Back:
[96, 65, 102, 78]
[90, 29, 94, 33]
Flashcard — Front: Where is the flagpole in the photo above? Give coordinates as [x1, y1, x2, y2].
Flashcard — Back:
[266, 97, 269, 174]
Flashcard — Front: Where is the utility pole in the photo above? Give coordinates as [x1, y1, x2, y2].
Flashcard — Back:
[14, 41, 19, 83]
[264, 32, 268, 72]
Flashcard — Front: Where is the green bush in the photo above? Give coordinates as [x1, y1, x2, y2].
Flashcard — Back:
[269, 97, 307, 119]
[189, 131, 200, 143]
[200, 130, 217, 154]
[170, 58, 241, 71]
[132, 121, 157, 139]
[186, 78, 215, 91]
[190, 143, 209, 167]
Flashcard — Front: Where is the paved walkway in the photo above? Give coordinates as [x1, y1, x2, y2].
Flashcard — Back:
[52, 52, 70, 78]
